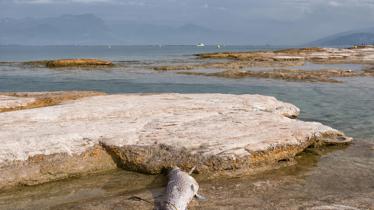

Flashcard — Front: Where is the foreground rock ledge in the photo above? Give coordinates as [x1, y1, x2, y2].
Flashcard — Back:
[0, 93, 351, 189]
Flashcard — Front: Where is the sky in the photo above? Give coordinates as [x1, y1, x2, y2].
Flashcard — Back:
[1, 0, 374, 44]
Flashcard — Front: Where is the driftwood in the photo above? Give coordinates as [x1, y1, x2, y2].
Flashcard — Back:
[161, 167, 205, 210]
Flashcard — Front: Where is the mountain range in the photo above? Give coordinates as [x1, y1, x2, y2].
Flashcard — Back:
[0, 14, 228, 45]
[1, 14, 374, 46]
[309, 27, 374, 46]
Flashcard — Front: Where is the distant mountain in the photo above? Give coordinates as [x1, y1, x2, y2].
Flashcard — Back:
[309, 27, 374, 46]
[109, 22, 226, 45]
[0, 14, 228, 45]
[0, 14, 115, 45]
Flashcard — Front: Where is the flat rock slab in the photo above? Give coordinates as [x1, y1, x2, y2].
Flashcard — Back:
[0, 93, 351, 189]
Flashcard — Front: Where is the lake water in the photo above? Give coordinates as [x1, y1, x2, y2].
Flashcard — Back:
[0, 46, 373, 210]
[0, 45, 279, 62]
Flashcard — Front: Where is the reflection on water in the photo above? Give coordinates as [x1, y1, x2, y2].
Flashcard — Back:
[0, 50, 373, 209]
[1, 141, 372, 209]
[0, 169, 167, 210]
[193, 141, 374, 210]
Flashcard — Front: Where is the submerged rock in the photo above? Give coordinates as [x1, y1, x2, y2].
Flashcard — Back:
[0, 93, 351, 189]
[153, 65, 194, 71]
[24, 59, 113, 68]
[46, 59, 112, 68]
[151, 46, 374, 83]
[177, 68, 374, 83]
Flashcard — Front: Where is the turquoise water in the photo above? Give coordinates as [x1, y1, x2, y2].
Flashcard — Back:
[0, 46, 373, 210]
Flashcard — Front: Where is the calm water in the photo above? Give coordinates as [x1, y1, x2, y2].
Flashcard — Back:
[0, 45, 279, 62]
[0, 46, 373, 210]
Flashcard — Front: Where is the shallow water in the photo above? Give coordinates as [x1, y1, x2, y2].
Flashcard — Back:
[0, 45, 277, 62]
[1, 141, 372, 210]
[1, 62, 373, 139]
[245, 62, 364, 72]
[0, 46, 373, 209]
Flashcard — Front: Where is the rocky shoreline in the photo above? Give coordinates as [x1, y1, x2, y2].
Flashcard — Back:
[177, 68, 374, 83]
[153, 46, 374, 82]
[11, 46, 374, 83]
[0, 92, 352, 190]
[196, 46, 374, 64]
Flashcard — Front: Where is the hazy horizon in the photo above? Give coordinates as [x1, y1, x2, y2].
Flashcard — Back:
[1, 0, 374, 45]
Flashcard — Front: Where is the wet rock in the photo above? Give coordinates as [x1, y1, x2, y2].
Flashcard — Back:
[0, 146, 117, 189]
[197, 46, 374, 64]
[0, 93, 351, 189]
[24, 59, 113, 68]
[273, 48, 326, 54]
[178, 68, 374, 83]
[46, 59, 112, 68]
[152, 59, 305, 73]
[309, 204, 361, 210]
[149, 46, 374, 83]
[363, 65, 374, 73]
[153, 65, 194, 71]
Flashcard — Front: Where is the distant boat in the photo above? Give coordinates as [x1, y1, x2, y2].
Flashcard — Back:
[196, 43, 205, 47]
[217, 44, 221, 49]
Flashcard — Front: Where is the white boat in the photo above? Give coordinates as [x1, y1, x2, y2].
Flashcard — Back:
[196, 43, 205, 47]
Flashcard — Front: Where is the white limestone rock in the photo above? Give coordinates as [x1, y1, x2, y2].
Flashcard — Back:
[0, 93, 351, 189]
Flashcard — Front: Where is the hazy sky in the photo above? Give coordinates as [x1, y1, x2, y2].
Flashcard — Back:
[1, 0, 374, 44]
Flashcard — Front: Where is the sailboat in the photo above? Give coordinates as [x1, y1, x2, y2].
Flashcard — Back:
[196, 43, 205, 47]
